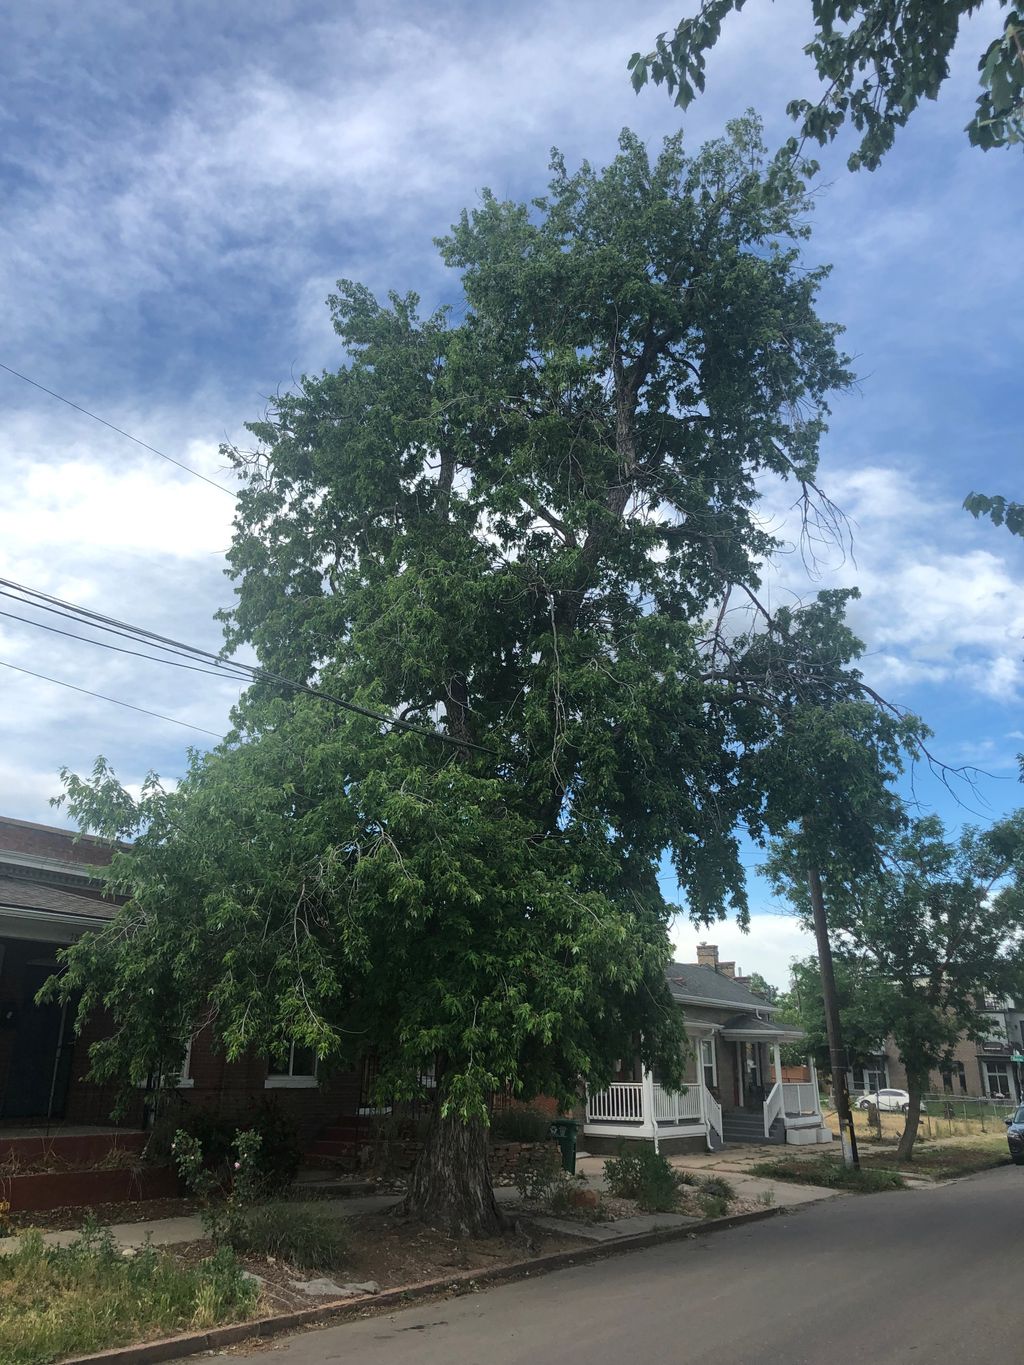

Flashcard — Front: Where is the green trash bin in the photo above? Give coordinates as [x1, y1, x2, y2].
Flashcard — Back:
[549, 1117, 579, 1174]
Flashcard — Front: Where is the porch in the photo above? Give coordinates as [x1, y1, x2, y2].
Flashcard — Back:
[585, 1026, 827, 1150]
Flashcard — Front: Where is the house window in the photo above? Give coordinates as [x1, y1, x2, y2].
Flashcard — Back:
[700, 1039, 717, 1089]
[852, 1064, 886, 1094]
[266, 1043, 318, 1089]
[178, 1038, 194, 1089]
[941, 1061, 967, 1095]
[983, 1060, 1011, 1100]
[142, 1038, 193, 1091]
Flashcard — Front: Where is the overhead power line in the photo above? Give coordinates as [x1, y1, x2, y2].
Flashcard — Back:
[0, 361, 236, 496]
[0, 658, 225, 739]
[0, 576, 497, 756]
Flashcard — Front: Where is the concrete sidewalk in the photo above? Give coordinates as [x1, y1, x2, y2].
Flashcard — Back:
[0, 1192, 407, 1254]
[0, 1154, 841, 1257]
[575, 1153, 844, 1210]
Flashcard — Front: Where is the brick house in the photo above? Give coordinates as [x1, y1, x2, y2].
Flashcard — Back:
[0, 815, 373, 1148]
[1, 817, 828, 1160]
[584, 943, 829, 1152]
[849, 996, 1024, 1104]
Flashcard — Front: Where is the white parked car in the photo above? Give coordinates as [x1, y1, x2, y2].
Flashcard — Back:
[855, 1089, 925, 1114]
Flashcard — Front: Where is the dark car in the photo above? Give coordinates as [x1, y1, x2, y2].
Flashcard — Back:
[1005, 1105, 1024, 1165]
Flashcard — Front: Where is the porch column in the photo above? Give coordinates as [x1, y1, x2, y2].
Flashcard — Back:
[642, 1069, 659, 1152]
[810, 1056, 821, 1113]
[773, 1042, 784, 1104]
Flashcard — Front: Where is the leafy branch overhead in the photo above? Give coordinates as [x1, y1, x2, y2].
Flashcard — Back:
[964, 491, 1024, 538]
[631, 2, 1024, 169]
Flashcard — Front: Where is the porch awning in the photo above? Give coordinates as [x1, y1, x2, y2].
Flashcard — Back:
[719, 1013, 804, 1043]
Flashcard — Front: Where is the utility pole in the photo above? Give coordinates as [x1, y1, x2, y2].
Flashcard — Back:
[807, 862, 859, 1169]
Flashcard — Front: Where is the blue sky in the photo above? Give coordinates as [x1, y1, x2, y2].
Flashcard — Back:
[1, 1, 1021, 985]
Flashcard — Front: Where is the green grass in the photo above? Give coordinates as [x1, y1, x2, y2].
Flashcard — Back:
[228, 1203, 349, 1272]
[748, 1156, 906, 1193]
[0, 1224, 257, 1365]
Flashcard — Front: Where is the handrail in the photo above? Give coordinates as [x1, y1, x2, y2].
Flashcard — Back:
[703, 1084, 723, 1140]
[763, 1081, 783, 1137]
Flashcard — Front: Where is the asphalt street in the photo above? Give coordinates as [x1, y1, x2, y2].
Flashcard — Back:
[222, 1165, 1021, 1365]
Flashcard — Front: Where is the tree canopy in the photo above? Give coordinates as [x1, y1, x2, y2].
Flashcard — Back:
[631, 3, 1024, 169]
[52, 116, 861, 1232]
[767, 810, 1024, 1158]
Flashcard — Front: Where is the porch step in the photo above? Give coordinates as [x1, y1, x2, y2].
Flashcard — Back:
[720, 1111, 785, 1146]
[306, 1117, 373, 1165]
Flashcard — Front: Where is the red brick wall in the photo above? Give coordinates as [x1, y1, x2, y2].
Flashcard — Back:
[0, 817, 117, 868]
[174, 1026, 363, 1149]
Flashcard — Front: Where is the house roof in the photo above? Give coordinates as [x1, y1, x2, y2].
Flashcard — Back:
[665, 962, 776, 1013]
[718, 1013, 804, 1042]
[0, 874, 115, 922]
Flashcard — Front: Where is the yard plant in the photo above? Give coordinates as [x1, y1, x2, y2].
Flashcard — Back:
[605, 1145, 681, 1212]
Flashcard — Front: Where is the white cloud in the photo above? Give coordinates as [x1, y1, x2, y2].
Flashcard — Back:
[671, 913, 813, 993]
[757, 464, 1024, 705]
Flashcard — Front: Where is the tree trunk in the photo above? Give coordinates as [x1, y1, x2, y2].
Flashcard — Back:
[896, 1084, 923, 1162]
[403, 1107, 503, 1238]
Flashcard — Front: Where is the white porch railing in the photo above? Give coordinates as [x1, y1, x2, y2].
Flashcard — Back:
[651, 1082, 702, 1125]
[586, 1082, 644, 1123]
[763, 1081, 784, 1137]
[782, 1082, 820, 1115]
[703, 1084, 723, 1140]
[586, 1079, 705, 1130]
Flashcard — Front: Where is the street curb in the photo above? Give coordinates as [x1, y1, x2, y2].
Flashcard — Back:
[57, 1206, 785, 1365]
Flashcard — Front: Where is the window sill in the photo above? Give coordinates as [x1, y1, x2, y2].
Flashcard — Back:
[265, 1075, 318, 1089]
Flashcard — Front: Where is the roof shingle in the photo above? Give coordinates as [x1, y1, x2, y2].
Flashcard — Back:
[665, 962, 774, 1012]
[0, 874, 115, 921]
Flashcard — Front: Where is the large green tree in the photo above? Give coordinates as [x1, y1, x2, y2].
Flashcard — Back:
[52, 116, 855, 1235]
[767, 812, 1024, 1159]
[631, 3, 1024, 169]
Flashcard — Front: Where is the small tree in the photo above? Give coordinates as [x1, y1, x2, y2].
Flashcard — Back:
[767, 812, 1024, 1160]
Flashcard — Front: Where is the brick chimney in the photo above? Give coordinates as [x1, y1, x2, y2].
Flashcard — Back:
[719, 961, 736, 979]
[696, 943, 719, 970]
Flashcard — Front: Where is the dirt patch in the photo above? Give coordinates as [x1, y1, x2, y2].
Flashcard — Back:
[165, 1209, 591, 1316]
[4, 1194, 201, 1232]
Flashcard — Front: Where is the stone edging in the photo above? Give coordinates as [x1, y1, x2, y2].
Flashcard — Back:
[58, 1207, 784, 1365]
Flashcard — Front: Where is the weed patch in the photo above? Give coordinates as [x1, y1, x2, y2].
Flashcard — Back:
[228, 1203, 348, 1272]
[0, 1223, 256, 1365]
[749, 1156, 905, 1192]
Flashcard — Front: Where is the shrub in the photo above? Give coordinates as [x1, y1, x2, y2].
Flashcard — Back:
[490, 1107, 553, 1143]
[604, 1145, 679, 1212]
[513, 1144, 565, 1203]
[675, 1169, 699, 1187]
[229, 1204, 348, 1272]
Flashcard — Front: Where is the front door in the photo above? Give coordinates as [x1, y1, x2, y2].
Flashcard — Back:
[1, 964, 73, 1120]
